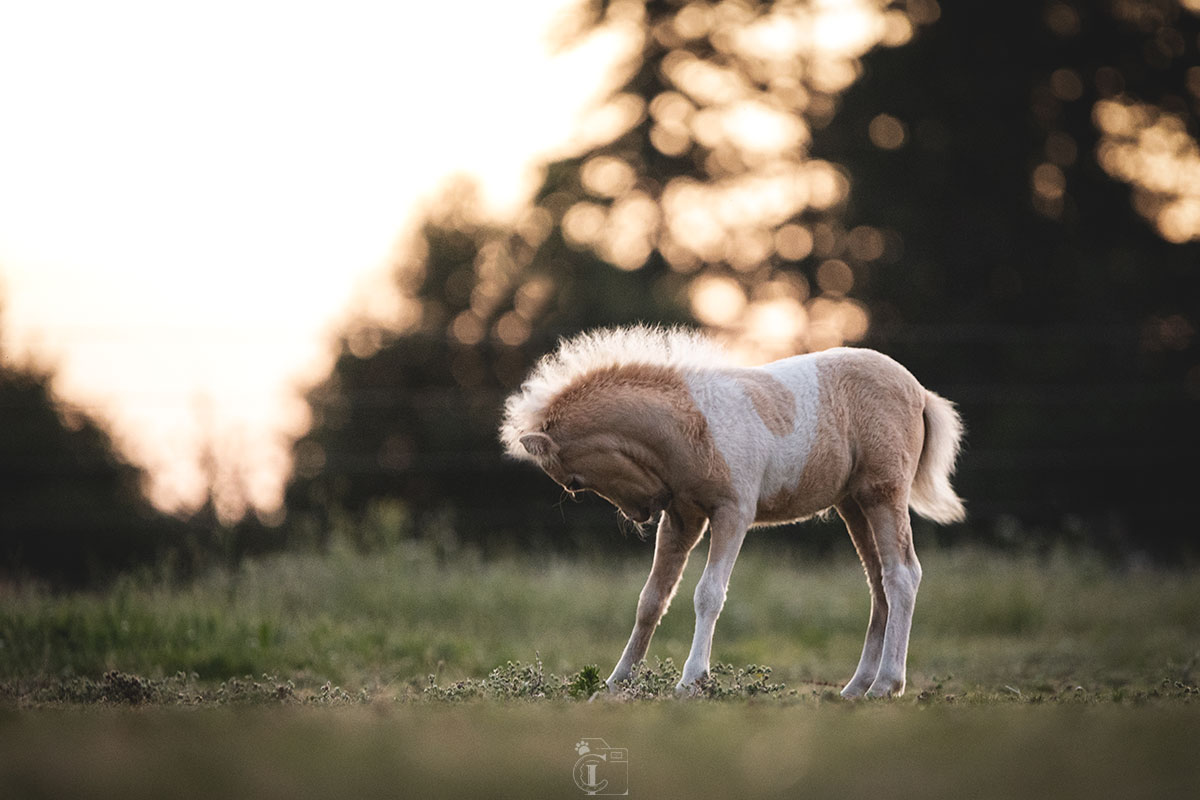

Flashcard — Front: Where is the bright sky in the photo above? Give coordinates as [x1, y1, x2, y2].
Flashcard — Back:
[0, 0, 625, 519]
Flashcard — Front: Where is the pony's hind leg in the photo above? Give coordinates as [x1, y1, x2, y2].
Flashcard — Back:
[836, 498, 888, 698]
[859, 493, 922, 698]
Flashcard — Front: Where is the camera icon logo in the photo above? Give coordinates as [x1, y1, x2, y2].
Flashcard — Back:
[572, 738, 629, 795]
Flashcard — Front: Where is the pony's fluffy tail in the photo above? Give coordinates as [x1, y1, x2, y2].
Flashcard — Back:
[909, 391, 966, 524]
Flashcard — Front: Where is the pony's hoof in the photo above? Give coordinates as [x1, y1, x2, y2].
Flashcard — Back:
[605, 668, 630, 693]
[840, 683, 869, 699]
[589, 688, 621, 703]
[865, 678, 905, 698]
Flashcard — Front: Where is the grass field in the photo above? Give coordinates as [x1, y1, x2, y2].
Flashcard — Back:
[2, 537, 1199, 797]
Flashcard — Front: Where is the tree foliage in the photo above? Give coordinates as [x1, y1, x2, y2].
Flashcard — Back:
[0, 346, 185, 584]
[820, 0, 1200, 552]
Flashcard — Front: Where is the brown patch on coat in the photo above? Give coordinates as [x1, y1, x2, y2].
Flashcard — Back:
[832, 350, 925, 514]
[735, 370, 795, 438]
[755, 350, 926, 526]
[755, 368, 852, 523]
[540, 364, 734, 518]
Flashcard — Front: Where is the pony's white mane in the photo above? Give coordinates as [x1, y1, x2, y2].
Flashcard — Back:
[500, 325, 730, 460]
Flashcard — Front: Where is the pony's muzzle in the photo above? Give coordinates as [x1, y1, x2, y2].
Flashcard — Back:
[632, 489, 672, 523]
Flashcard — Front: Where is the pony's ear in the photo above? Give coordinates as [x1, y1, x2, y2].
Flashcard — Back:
[519, 432, 557, 460]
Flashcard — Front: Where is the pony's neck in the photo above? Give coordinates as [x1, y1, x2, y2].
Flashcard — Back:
[547, 365, 711, 475]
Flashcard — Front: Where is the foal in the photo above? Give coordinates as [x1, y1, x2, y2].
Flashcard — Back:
[501, 326, 964, 697]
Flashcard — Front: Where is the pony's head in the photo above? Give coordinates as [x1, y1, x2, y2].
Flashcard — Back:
[500, 325, 726, 523]
[517, 428, 673, 524]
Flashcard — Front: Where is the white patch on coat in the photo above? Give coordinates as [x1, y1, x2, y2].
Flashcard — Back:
[683, 353, 821, 510]
[755, 354, 822, 499]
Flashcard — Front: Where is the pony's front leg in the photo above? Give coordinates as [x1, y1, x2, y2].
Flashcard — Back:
[606, 507, 706, 691]
[677, 506, 751, 692]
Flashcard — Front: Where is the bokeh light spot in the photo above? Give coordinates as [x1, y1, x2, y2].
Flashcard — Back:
[690, 274, 747, 327]
[816, 259, 854, 296]
[1032, 163, 1067, 200]
[775, 223, 814, 261]
[451, 311, 486, 346]
[1050, 68, 1084, 102]
[494, 311, 532, 346]
[869, 113, 906, 150]
[562, 202, 607, 247]
[581, 156, 637, 198]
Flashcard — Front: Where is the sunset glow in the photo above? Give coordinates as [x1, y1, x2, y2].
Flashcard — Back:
[0, 0, 624, 518]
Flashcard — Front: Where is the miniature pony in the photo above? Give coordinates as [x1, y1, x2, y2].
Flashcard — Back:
[500, 326, 964, 697]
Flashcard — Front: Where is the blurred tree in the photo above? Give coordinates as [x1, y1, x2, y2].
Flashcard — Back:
[538, 0, 931, 358]
[0, 326, 186, 584]
[817, 0, 1200, 553]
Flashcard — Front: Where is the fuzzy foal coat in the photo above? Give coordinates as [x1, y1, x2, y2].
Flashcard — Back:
[501, 327, 964, 697]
